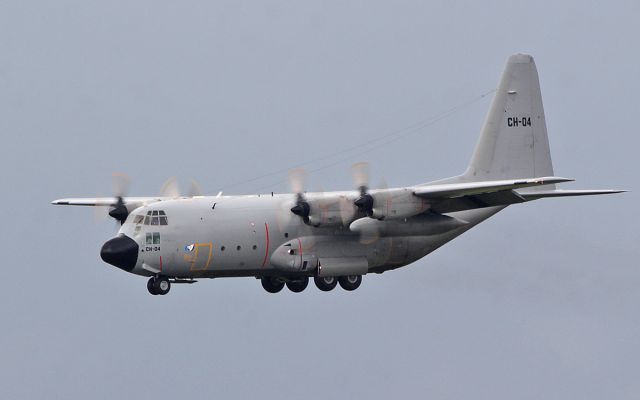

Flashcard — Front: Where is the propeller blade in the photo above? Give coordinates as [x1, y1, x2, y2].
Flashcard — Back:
[351, 162, 370, 192]
[188, 179, 203, 197]
[276, 197, 295, 232]
[93, 192, 110, 224]
[288, 168, 307, 195]
[339, 195, 357, 226]
[112, 172, 130, 198]
[374, 178, 391, 219]
[159, 177, 181, 198]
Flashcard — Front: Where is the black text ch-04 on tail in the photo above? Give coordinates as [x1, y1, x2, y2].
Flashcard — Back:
[53, 54, 624, 296]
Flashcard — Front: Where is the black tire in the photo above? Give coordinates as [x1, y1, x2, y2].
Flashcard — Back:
[314, 276, 338, 292]
[147, 277, 158, 295]
[338, 275, 362, 291]
[286, 277, 309, 293]
[261, 277, 285, 293]
[152, 277, 171, 295]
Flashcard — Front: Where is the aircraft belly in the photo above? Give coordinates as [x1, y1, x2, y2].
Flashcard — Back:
[142, 198, 505, 278]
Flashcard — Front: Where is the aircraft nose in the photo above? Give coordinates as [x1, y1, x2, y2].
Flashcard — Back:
[100, 235, 139, 271]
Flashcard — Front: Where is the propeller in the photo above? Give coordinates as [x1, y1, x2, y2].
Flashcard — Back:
[108, 172, 131, 225]
[351, 162, 375, 217]
[288, 168, 311, 224]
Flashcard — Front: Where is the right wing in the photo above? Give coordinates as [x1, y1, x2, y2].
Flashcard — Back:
[413, 176, 572, 199]
[412, 177, 623, 214]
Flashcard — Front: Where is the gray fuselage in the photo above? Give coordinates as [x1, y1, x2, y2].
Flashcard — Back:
[116, 193, 502, 279]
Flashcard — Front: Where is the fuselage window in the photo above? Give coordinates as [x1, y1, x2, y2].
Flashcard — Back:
[146, 232, 160, 244]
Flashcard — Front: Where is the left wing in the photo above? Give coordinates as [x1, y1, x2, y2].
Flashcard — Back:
[51, 197, 168, 207]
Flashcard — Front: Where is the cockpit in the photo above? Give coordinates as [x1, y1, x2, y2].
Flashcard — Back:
[132, 210, 169, 226]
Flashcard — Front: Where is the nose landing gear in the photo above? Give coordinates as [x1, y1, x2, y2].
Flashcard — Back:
[147, 276, 171, 295]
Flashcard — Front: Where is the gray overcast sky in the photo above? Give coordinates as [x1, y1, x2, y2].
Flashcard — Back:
[1, 1, 638, 399]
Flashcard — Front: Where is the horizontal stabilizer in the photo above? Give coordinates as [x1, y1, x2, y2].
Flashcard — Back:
[517, 189, 627, 201]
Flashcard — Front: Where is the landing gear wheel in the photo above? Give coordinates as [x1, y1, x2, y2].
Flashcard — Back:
[147, 278, 158, 295]
[286, 277, 309, 293]
[314, 276, 338, 292]
[151, 276, 171, 295]
[261, 277, 285, 293]
[338, 275, 362, 291]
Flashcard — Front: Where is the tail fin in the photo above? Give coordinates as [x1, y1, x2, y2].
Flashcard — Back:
[463, 54, 554, 183]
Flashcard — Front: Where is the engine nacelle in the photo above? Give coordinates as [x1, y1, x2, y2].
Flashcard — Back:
[369, 189, 430, 220]
[305, 195, 353, 227]
[350, 212, 468, 237]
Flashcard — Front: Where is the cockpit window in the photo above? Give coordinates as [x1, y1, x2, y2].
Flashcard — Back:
[144, 210, 168, 225]
[133, 215, 144, 224]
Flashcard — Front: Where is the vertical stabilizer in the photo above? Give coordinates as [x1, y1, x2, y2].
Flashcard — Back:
[463, 54, 554, 184]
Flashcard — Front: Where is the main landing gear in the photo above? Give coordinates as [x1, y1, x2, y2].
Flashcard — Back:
[147, 276, 171, 295]
[260, 275, 362, 294]
[314, 276, 338, 291]
[338, 275, 362, 291]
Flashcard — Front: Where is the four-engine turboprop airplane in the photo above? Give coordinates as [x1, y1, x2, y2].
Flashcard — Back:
[53, 54, 624, 295]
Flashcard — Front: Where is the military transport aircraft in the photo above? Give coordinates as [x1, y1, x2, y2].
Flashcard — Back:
[53, 54, 624, 295]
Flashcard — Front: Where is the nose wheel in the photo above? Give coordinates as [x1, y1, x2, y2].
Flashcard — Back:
[147, 276, 171, 295]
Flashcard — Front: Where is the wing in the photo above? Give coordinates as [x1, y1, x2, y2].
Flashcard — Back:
[413, 176, 572, 199]
[413, 177, 623, 214]
[51, 197, 167, 207]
